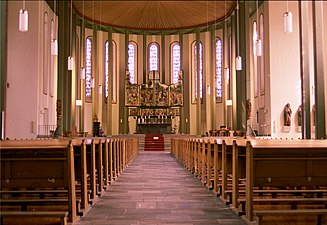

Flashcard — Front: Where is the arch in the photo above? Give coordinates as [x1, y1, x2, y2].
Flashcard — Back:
[85, 36, 92, 102]
[215, 38, 222, 102]
[128, 41, 138, 84]
[191, 41, 203, 102]
[170, 42, 181, 84]
[148, 42, 160, 72]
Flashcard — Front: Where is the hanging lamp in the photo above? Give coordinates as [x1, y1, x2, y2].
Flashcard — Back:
[235, 2, 242, 71]
[68, 0, 73, 71]
[80, 0, 85, 79]
[19, 0, 28, 32]
[255, 0, 262, 56]
[51, 0, 58, 55]
[283, 1, 292, 33]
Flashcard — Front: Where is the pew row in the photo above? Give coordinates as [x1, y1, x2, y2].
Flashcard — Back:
[171, 137, 327, 225]
[0, 136, 139, 225]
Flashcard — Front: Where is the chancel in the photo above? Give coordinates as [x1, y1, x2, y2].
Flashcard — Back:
[0, 1, 327, 225]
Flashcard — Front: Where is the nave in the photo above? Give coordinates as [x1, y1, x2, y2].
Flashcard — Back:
[77, 151, 246, 225]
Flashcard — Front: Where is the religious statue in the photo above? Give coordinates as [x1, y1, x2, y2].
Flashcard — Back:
[246, 99, 252, 120]
[297, 105, 302, 126]
[283, 103, 292, 126]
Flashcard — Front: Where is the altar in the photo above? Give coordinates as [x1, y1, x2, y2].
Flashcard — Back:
[136, 123, 172, 134]
[125, 70, 183, 134]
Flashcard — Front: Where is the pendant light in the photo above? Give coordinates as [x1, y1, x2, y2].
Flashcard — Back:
[283, 1, 292, 33]
[224, 0, 230, 80]
[235, 2, 242, 71]
[19, 0, 28, 32]
[51, 0, 58, 55]
[255, 0, 262, 57]
[68, 0, 73, 71]
[80, 0, 85, 79]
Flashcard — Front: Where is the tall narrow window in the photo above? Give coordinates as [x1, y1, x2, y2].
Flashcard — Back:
[171, 42, 180, 84]
[128, 42, 137, 84]
[260, 14, 265, 95]
[215, 38, 222, 102]
[148, 42, 159, 72]
[253, 22, 258, 97]
[104, 41, 109, 101]
[104, 40, 117, 103]
[192, 41, 203, 102]
[85, 37, 92, 102]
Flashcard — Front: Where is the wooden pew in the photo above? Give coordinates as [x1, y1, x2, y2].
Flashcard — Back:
[243, 139, 327, 224]
[0, 211, 68, 225]
[0, 139, 78, 223]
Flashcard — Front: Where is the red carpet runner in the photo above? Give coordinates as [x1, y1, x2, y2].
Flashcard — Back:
[144, 134, 165, 151]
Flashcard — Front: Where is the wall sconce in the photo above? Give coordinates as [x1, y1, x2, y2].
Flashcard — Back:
[76, 99, 82, 106]
[224, 67, 230, 80]
[98, 85, 102, 94]
[91, 78, 95, 88]
[236, 56, 242, 71]
[207, 85, 210, 95]
[68, 56, 73, 71]
[19, 1, 28, 32]
[80, 67, 85, 80]
[51, 39, 58, 56]
[255, 39, 262, 56]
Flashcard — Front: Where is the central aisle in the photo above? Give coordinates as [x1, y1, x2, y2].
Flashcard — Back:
[77, 152, 246, 225]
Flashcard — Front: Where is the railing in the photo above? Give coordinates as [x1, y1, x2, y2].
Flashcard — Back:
[37, 125, 58, 138]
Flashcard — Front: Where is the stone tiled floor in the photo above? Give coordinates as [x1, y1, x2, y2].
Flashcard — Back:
[76, 152, 246, 225]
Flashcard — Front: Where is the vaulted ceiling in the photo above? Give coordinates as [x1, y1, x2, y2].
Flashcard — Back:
[72, 1, 236, 31]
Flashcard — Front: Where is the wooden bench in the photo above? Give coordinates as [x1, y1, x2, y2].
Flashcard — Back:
[243, 139, 327, 223]
[0, 199, 81, 213]
[238, 197, 327, 215]
[254, 209, 327, 225]
[0, 211, 68, 225]
[0, 139, 78, 223]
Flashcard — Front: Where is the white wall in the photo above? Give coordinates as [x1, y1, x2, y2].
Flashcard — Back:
[268, 1, 302, 139]
[6, 1, 57, 139]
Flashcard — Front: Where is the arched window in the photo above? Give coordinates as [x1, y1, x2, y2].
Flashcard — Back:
[260, 14, 265, 95]
[85, 37, 92, 102]
[253, 21, 258, 97]
[215, 38, 222, 102]
[128, 42, 137, 84]
[104, 41, 109, 101]
[171, 42, 180, 84]
[148, 42, 159, 72]
[192, 41, 203, 102]
[104, 40, 117, 103]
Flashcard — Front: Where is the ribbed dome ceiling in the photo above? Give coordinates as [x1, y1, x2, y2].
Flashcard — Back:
[73, 1, 236, 30]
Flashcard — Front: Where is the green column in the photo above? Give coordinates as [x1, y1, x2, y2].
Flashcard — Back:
[143, 32, 147, 83]
[234, 1, 247, 133]
[299, 1, 311, 139]
[196, 31, 201, 136]
[312, 1, 326, 139]
[161, 32, 165, 83]
[57, 0, 70, 135]
[0, 1, 6, 139]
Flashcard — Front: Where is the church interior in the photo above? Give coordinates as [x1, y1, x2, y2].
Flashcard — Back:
[0, 1, 327, 225]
